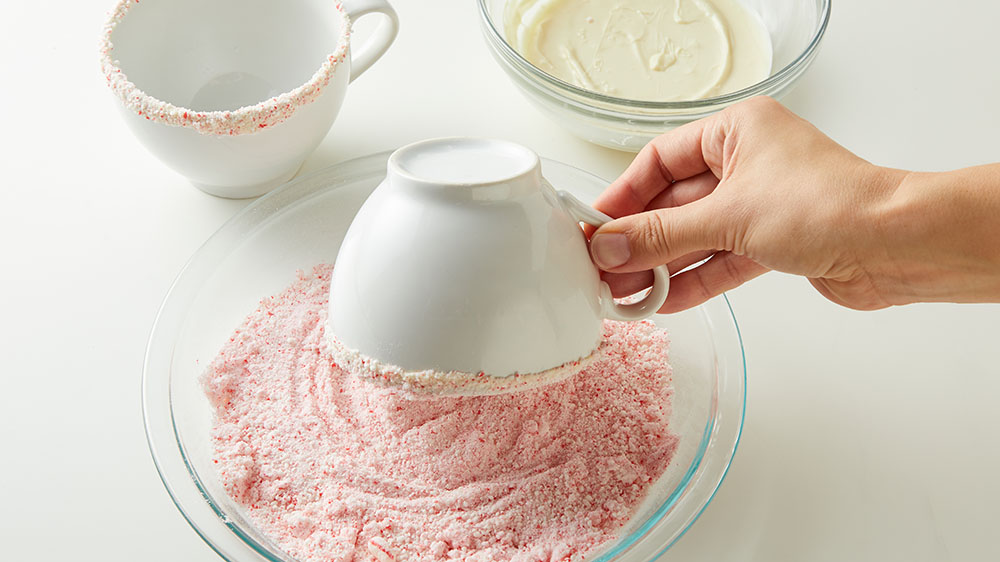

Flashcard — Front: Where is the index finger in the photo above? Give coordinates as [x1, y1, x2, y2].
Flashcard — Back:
[592, 117, 714, 220]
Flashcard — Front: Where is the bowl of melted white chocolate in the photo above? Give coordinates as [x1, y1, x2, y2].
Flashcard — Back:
[479, 0, 831, 150]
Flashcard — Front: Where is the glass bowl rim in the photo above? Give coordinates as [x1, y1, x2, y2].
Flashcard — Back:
[477, 0, 832, 111]
[142, 151, 748, 562]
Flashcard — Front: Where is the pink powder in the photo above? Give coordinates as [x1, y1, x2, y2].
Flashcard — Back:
[203, 265, 678, 562]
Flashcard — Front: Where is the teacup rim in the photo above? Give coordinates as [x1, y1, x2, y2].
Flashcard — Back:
[99, 0, 352, 136]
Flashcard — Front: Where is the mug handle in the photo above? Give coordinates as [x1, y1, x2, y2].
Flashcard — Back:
[344, 0, 399, 82]
[558, 191, 670, 321]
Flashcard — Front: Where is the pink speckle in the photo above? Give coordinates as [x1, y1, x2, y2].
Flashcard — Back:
[369, 537, 396, 562]
[202, 264, 678, 561]
[99, 0, 352, 136]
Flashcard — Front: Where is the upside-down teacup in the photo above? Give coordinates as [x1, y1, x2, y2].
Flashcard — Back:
[328, 138, 670, 394]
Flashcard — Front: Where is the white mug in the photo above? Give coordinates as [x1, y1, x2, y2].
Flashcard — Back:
[328, 138, 669, 380]
[101, 0, 398, 198]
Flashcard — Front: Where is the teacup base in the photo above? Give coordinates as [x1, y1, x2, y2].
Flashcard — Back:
[191, 166, 301, 199]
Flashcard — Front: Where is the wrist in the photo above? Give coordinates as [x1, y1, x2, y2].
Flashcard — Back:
[871, 164, 1000, 304]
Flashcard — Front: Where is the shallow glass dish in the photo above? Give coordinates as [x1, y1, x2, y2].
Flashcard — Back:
[479, 0, 831, 151]
[143, 152, 746, 562]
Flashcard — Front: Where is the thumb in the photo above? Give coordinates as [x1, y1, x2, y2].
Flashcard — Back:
[589, 200, 723, 273]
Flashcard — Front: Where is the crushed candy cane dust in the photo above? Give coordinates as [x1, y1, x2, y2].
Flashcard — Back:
[203, 265, 679, 562]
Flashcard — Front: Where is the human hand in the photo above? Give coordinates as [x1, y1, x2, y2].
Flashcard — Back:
[588, 96, 1000, 312]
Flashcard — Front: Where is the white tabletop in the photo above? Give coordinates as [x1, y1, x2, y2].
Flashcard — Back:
[3, 0, 998, 560]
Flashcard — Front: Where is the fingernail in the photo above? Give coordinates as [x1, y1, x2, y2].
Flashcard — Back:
[590, 233, 630, 270]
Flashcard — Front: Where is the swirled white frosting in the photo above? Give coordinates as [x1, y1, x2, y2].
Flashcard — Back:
[506, 0, 772, 101]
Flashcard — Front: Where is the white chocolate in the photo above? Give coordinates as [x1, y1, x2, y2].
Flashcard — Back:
[506, 0, 773, 101]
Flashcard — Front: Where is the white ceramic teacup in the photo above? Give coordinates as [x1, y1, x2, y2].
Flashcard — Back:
[328, 138, 669, 392]
[101, 0, 398, 199]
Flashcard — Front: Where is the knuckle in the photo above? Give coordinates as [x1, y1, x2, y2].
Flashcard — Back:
[731, 95, 784, 127]
[646, 143, 675, 185]
[720, 254, 745, 285]
[692, 268, 715, 302]
[636, 211, 673, 259]
[712, 196, 752, 253]
[649, 212, 674, 255]
[744, 95, 780, 115]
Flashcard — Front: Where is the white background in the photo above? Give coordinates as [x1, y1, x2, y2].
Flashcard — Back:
[2, 0, 998, 560]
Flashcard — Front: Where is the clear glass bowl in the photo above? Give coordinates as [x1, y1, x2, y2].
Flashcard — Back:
[142, 152, 747, 561]
[479, 0, 831, 151]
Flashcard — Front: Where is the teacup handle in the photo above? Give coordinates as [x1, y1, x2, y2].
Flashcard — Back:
[558, 191, 670, 321]
[344, 0, 399, 82]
